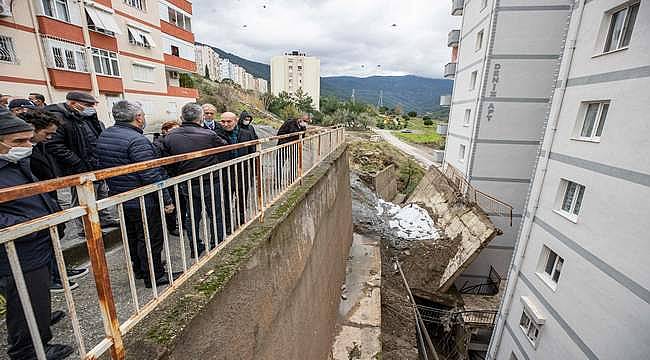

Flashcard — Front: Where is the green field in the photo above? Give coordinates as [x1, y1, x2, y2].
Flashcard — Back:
[391, 117, 445, 149]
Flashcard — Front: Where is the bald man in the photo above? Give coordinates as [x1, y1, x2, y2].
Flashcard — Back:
[215, 111, 258, 234]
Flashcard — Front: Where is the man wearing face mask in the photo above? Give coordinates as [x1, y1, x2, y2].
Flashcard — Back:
[96, 101, 177, 287]
[0, 112, 75, 360]
[202, 103, 218, 132]
[45, 92, 119, 229]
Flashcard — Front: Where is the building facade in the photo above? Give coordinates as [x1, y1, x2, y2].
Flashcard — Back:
[442, 0, 573, 282]
[271, 51, 320, 110]
[0, 0, 198, 128]
[195, 42, 221, 81]
[489, 1, 650, 359]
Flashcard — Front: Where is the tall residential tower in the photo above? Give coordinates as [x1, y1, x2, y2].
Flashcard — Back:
[271, 51, 320, 110]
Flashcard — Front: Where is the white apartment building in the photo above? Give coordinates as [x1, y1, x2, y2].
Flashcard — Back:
[489, 1, 650, 359]
[442, 0, 573, 283]
[271, 51, 320, 110]
[195, 42, 221, 81]
[0, 0, 198, 128]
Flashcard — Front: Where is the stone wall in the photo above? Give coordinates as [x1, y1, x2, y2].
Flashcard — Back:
[123, 145, 353, 360]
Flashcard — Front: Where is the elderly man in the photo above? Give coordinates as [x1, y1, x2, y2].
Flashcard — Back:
[8, 99, 36, 116]
[202, 103, 218, 131]
[96, 101, 176, 288]
[46, 92, 118, 231]
[28, 93, 47, 108]
[0, 112, 74, 359]
[215, 112, 258, 233]
[160, 103, 228, 256]
[277, 113, 309, 145]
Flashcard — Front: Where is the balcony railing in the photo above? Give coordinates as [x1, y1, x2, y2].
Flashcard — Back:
[448, 29, 460, 47]
[0, 127, 345, 360]
[440, 161, 513, 225]
[452, 0, 464, 16]
[459, 266, 502, 295]
[444, 62, 457, 79]
[440, 94, 452, 107]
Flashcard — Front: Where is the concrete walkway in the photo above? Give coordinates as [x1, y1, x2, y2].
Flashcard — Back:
[372, 129, 437, 168]
[331, 233, 381, 360]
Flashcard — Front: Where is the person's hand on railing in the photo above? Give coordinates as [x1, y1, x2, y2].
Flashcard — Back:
[164, 204, 175, 214]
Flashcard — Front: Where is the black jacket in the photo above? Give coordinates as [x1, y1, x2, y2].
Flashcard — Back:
[214, 124, 258, 161]
[0, 159, 59, 276]
[96, 123, 171, 208]
[45, 103, 105, 175]
[277, 119, 306, 145]
[238, 111, 258, 139]
[30, 142, 62, 200]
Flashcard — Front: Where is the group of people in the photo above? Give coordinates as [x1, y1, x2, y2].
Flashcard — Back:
[0, 91, 310, 360]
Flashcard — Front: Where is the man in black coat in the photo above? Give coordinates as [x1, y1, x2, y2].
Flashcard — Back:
[97, 101, 176, 288]
[18, 110, 88, 293]
[274, 114, 309, 190]
[276, 113, 309, 145]
[0, 112, 73, 360]
[45, 92, 118, 229]
[215, 112, 258, 233]
[160, 103, 228, 255]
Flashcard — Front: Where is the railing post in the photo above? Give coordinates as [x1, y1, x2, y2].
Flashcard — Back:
[255, 144, 264, 223]
[77, 178, 124, 359]
[317, 133, 322, 162]
[298, 134, 304, 181]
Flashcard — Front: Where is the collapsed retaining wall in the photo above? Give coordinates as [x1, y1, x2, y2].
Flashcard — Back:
[373, 164, 398, 201]
[123, 146, 353, 360]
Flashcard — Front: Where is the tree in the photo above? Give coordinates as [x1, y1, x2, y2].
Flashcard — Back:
[422, 116, 431, 121]
[423, 119, 434, 126]
[407, 111, 417, 118]
[394, 105, 403, 116]
[292, 88, 315, 113]
[204, 65, 210, 79]
[260, 92, 275, 111]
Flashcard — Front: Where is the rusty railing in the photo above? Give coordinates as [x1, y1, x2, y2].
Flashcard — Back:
[0, 126, 345, 360]
[440, 162, 513, 226]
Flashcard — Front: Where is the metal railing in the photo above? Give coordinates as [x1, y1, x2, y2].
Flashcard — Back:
[0, 126, 345, 360]
[459, 266, 502, 296]
[440, 162, 513, 226]
[457, 310, 498, 327]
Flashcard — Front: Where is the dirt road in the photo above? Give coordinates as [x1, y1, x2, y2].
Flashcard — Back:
[372, 129, 437, 169]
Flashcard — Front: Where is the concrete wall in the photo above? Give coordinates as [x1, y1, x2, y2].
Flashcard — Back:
[123, 146, 353, 360]
[372, 164, 398, 201]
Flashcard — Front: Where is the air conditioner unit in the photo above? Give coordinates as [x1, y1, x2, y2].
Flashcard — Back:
[0, 0, 13, 17]
[169, 71, 179, 79]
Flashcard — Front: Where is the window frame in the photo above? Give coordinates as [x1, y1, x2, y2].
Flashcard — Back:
[132, 63, 155, 83]
[475, 30, 484, 51]
[555, 179, 585, 222]
[463, 108, 471, 127]
[519, 310, 542, 347]
[602, 2, 640, 54]
[91, 48, 121, 77]
[536, 245, 565, 290]
[458, 144, 466, 162]
[573, 101, 609, 142]
[167, 7, 192, 32]
[44, 38, 87, 72]
[42, 0, 71, 23]
[469, 70, 478, 90]
[0, 35, 18, 64]
[124, 0, 146, 11]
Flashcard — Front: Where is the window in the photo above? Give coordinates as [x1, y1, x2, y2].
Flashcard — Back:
[132, 63, 155, 82]
[42, 0, 70, 22]
[476, 30, 484, 51]
[469, 70, 478, 90]
[604, 2, 639, 52]
[558, 179, 585, 219]
[127, 27, 156, 48]
[92, 48, 120, 76]
[124, 0, 146, 11]
[463, 108, 471, 126]
[167, 7, 192, 31]
[519, 311, 541, 346]
[459, 144, 466, 161]
[577, 101, 609, 140]
[171, 45, 179, 57]
[538, 246, 565, 286]
[0, 35, 17, 64]
[44, 38, 87, 72]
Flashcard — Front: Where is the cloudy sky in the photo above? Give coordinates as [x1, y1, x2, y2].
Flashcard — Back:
[193, 0, 460, 78]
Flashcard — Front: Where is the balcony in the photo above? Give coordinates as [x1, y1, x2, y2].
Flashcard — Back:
[451, 0, 464, 16]
[448, 29, 460, 47]
[444, 62, 457, 79]
[440, 94, 452, 107]
[167, 85, 199, 98]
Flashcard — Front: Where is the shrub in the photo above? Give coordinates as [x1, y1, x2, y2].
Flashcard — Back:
[407, 111, 417, 118]
[423, 119, 434, 126]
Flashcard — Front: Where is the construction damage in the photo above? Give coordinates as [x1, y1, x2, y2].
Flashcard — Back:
[349, 139, 506, 360]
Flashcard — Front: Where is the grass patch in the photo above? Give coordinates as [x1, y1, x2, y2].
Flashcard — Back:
[391, 117, 445, 148]
[348, 139, 424, 197]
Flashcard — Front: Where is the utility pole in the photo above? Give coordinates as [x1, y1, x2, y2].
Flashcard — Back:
[377, 90, 383, 108]
[351, 88, 356, 104]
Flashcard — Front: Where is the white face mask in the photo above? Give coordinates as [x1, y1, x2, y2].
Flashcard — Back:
[0, 142, 33, 163]
[80, 107, 96, 117]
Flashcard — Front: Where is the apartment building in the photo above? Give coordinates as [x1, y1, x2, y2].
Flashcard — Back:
[271, 51, 320, 110]
[0, 0, 198, 128]
[442, 0, 573, 283]
[489, 1, 650, 359]
[195, 42, 222, 81]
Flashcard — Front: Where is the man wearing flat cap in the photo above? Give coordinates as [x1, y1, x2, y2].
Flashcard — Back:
[0, 112, 74, 359]
[46, 91, 119, 229]
[8, 99, 36, 116]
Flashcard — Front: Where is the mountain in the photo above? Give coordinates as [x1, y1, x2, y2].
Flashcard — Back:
[321, 75, 453, 114]
[198, 43, 271, 80]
